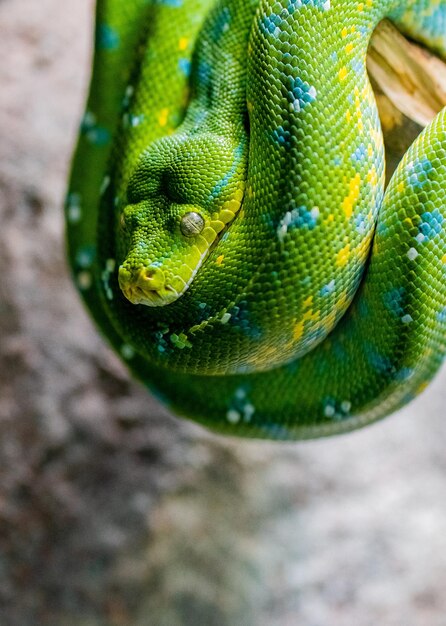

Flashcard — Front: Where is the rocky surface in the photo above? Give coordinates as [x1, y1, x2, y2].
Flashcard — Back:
[1, 1, 445, 624]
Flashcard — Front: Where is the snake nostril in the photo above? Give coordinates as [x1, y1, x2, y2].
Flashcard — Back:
[135, 266, 165, 291]
[118, 265, 166, 300]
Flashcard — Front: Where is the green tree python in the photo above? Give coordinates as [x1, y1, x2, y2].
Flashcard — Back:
[66, 0, 446, 440]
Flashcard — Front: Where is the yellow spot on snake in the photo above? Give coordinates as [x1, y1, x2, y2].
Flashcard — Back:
[336, 244, 351, 268]
[158, 108, 169, 127]
[305, 309, 320, 322]
[356, 230, 375, 262]
[346, 109, 352, 123]
[367, 166, 378, 187]
[341, 27, 348, 38]
[358, 2, 364, 11]
[178, 37, 188, 51]
[336, 290, 349, 315]
[417, 380, 430, 394]
[442, 253, 446, 264]
[339, 67, 348, 81]
[342, 173, 361, 219]
[293, 306, 320, 342]
[293, 320, 305, 341]
[216, 255, 224, 266]
[397, 181, 405, 193]
[345, 43, 354, 54]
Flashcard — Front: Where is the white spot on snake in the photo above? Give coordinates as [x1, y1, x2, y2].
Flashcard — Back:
[82, 110, 96, 127]
[401, 314, 413, 324]
[226, 409, 241, 424]
[277, 205, 320, 241]
[100, 175, 110, 196]
[235, 387, 246, 400]
[340, 400, 351, 414]
[121, 344, 135, 360]
[77, 271, 92, 290]
[66, 193, 82, 223]
[277, 222, 288, 241]
[407, 247, 419, 261]
[101, 258, 116, 301]
[243, 404, 255, 421]
[123, 85, 134, 107]
[292, 100, 301, 113]
[75, 247, 94, 269]
[130, 114, 144, 127]
[324, 403, 336, 418]
[122, 113, 145, 129]
[220, 312, 232, 324]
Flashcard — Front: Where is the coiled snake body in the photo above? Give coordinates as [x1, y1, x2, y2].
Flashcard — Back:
[67, 0, 446, 439]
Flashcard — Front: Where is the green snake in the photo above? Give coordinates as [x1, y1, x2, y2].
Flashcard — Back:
[66, 0, 446, 440]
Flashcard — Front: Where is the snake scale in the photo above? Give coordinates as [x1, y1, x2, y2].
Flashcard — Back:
[66, 0, 446, 440]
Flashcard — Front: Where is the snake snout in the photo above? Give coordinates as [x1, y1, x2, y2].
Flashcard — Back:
[118, 265, 171, 307]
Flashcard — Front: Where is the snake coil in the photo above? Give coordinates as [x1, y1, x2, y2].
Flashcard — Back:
[66, 0, 446, 439]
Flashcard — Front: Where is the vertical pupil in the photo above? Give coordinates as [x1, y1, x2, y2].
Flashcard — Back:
[181, 211, 205, 236]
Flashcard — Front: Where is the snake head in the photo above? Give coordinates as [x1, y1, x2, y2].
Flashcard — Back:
[117, 129, 247, 307]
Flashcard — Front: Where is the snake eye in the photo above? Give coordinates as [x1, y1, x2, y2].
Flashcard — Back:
[180, 211, 205, 237]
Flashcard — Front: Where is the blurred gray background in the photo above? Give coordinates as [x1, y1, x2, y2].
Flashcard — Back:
[1, 1, 445, 624]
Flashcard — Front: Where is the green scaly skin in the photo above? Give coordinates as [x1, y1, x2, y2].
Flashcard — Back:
[67, 0, 446, 440]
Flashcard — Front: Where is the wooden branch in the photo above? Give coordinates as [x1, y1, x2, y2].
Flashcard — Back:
[368, 19, 446, 180]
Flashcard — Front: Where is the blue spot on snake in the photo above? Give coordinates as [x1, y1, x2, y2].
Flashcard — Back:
[178, 58, 191, 77]
[81, 112, 110, 146]
[96, 24, 120, 51]
[367, 350, 394, 375]
[350, 58, 364, 75]
[211, 6, 231, 41]
[288, 0, 331, 11]
[227, 301, 262, 339]
[153, 0, 183, 6]
[209, 144, 244, 201]
[277, 205, 320, 240]
[261, 14, 280, 36]
[407, 157, 434, 189]
[320, 280, 336, 296]
[352, 144, 367, 162]
[355, 212, 367, 234]
[287, 77, 317, 112]
[272, 126, 292, 149]
[197, 60, 212, 90]
[419, 209, 444, 241]
[438, 307, 446, 324]
[383, 287, 406, 318]
[394, 367, 414, 381]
